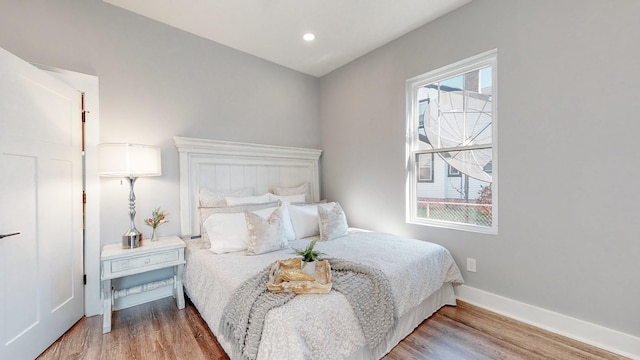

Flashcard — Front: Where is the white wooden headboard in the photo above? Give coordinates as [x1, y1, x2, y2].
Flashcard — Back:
[174, 136, 322, 238]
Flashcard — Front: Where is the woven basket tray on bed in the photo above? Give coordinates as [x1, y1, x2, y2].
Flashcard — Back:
[267, 258, 332, 294]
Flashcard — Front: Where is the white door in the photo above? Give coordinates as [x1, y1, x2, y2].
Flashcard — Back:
[0, 47, 84, 359]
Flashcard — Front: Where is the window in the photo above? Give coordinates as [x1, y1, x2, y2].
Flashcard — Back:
[448, 165, 461, 177]
[417, 153, 434, 183]
[406, 49, 497, 234]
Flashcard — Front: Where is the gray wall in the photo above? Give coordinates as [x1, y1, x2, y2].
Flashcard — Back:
[0, 0, 320, 246]
[320, 0, 640, 337]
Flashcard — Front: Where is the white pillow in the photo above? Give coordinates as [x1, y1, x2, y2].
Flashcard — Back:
[204, 206, 279, 254]
[245, 207, 287, 255]
[269, 193, 306, 203]
[279, 205, 295, 242]
[318, 202, 348, 241]
[199, 187, 253, 207]
[204, 213, 250, 254]
[288, 204, 320, 239]
[272, 182, 311, 202]
[225, 193, 271, 206]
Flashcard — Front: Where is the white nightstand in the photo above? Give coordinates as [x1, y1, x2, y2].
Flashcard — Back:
[101, 235, 186, 333]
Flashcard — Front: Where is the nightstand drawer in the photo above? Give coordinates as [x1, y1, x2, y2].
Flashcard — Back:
[110, 250, 180, 273]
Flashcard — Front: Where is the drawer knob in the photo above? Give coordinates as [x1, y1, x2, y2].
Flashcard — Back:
[144, 258, 150, 264]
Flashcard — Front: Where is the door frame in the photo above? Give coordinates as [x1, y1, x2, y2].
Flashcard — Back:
[36, 64, 101, 317]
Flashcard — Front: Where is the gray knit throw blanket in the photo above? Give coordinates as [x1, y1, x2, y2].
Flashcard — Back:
[219, 258, 398, 360]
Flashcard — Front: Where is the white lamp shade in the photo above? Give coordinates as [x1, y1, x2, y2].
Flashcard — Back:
[97, 143, 161, 177]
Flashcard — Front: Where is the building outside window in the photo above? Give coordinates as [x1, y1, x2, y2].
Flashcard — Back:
[406, 49, 497, 234]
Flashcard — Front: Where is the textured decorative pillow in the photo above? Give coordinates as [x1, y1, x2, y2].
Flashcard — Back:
[225, 193, 272, 206]
[272, 182, 311, 202]
[288, 204, 320, 239]
[245, 207, 287, 255]
[269, 193, 306, 203]
[318, 202, 348, 241]
[199, 187, 252, 207]
[199, 201, 280, 248]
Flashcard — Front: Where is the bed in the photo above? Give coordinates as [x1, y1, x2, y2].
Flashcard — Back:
[174, 136, 464, 360]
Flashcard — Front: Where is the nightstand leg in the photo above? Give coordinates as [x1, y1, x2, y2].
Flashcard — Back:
[175, 264, 185, 309]
[102, 279, 112, 333]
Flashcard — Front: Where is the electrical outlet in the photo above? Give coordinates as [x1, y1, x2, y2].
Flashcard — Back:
[467, 258, 477, 273]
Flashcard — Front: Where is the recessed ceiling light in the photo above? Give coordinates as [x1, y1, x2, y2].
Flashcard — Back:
[303, 33, 316, 42]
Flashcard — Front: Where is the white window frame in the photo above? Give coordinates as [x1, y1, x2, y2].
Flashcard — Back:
[405, 49, 498, 234]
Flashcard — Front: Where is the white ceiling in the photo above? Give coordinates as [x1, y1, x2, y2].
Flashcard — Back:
[103, 0, 471, 77]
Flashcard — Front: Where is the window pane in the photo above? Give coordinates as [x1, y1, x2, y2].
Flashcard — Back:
[480, 67, 492, 94]
[417, 66, 493, 149]
[441, 75, 463, 89]
[416, 149, 492, 227]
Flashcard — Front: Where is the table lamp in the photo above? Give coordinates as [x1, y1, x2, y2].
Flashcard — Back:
[97, 143, 161, 248]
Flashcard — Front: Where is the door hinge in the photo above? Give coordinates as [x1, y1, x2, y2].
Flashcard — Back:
[83, 274, 87, 285]
[81, 93, 86, 123]
[83, 191, 86, 204]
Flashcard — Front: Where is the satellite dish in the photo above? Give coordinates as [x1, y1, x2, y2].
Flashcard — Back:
[423, 88, 493, 182]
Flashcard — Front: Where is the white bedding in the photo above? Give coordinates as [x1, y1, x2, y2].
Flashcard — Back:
[183, 230, 464, 360]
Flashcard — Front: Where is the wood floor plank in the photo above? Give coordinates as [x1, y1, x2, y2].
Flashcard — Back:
[438, 303, 628, 360]
[37, 298, 628, 360]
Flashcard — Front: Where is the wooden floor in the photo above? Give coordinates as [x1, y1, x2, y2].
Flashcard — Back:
[38, 297, 627, 360]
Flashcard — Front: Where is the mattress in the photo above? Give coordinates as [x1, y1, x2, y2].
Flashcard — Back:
[183, 231, 464, 360]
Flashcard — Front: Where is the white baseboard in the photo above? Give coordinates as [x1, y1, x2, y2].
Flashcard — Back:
[455, 285, 640, 360]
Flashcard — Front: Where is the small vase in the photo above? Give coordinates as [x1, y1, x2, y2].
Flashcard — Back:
[301, 261, 316, 275]
[150, 228, 159, 242]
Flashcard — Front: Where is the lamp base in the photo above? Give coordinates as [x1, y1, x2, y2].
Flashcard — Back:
[122, 231, 142, 249]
